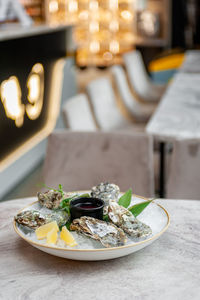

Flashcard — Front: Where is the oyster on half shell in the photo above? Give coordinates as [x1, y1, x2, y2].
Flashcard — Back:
[91, 182, 120, 206]
[15, 209, 69, 229]
[108, 202, 152, 239]
[38, 190, 72, 210]
[70, 216, 126, 248]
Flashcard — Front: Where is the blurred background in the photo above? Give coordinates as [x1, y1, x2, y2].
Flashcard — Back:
[1, 0, 200, 201]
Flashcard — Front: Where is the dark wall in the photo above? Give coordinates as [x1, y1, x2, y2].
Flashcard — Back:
[172, 0, 200, 48]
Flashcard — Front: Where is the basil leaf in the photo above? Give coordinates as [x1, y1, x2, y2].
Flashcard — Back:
[118, 189, 132, 208]
[65, 221, 72, 231]
[128, 199, 154, 217]
[103, 214, 109, 222]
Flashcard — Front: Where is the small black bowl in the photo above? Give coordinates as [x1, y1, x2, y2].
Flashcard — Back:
[70, 197, 104, 221]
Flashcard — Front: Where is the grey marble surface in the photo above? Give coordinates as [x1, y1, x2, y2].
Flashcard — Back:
[146, 73, 200, 141]
[180, 50, 200, 73]
[0, 198, 200, 300]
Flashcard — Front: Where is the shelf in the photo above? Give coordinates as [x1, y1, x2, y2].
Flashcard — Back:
[0, 24, 72, 42]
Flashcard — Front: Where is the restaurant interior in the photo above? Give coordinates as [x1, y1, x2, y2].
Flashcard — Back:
[0, 0, 200, 299]
[1, 0, 200, 201]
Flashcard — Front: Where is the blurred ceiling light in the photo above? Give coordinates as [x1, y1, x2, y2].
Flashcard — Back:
[139, 11, 158, 36]
[89, 21, 99, 33]
[89, 1, 98, 11]
[109, 0, 118, 10]
[90, 40, 100, 53]
[109, 40, 119, 54]
[49, 0, 59, 14]
[121, 10, 133, 20]
[68, 0, 78, 13]
[103, 52, 113, 61]
[79, 10, 89, 21]
[109, 20, 119, 32]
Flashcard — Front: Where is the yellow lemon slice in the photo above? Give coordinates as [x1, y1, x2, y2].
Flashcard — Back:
[35, 221, 59, 240]
[46, 227, 57, 244]
[60, 226, 77, 247]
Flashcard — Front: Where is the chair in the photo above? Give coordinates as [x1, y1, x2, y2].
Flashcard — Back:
[86, 77, 132, 131]
[111, 65, 155, 122]
[44, 130, 155, 197]
[123, 50, 166, 102]
[167, 139, 200, 199]
[62, 93, 97, 131]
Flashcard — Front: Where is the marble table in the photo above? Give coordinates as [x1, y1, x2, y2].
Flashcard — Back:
[0, 197, 200, 300]
[180, 50, 200, 73]
[146, 72, 200, 197]
[146, 72, 200, 141]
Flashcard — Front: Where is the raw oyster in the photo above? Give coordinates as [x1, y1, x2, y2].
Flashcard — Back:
[15, 209, 69, 229]
[108, 202, 152, 238]
[70, 216, 126, 248]
[15, 210, 46, 229]
[91, 182, 120, 206]
[38, 190, 72, 209]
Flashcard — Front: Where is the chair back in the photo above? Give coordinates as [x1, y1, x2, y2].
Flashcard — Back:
[86, 77, 130, 130]
[167, 139, 200, 199]
[62, 94, 97, 131]
[123, 50, 151, 97]
[111, 65, 142, 116]
[44, 130, 155, 197]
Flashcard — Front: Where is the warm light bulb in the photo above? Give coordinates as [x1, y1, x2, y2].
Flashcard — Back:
[89, 1, 98, 11]
[109, 40, 119, 54]
[79, 10, 89, 21]
[49, 0, 58, 13]
[109, 20, 119, 32]
[68, 0, 78, 13]
[90, 41, 100, 53]
[89, 21, 99, 33]
[109, 0, 118, 10]
[121, 10, 133, 21]
[103, 52, 113, 61]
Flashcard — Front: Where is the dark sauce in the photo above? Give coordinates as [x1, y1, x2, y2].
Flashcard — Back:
[74, 202, 100, 210]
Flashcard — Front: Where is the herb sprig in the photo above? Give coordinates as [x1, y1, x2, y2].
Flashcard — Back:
[118, 189, 155, 217]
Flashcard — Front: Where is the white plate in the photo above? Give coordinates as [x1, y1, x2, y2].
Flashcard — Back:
[13, 194, 170, 261]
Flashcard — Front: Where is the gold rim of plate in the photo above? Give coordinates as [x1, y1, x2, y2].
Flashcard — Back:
[13, 192, 170, 252]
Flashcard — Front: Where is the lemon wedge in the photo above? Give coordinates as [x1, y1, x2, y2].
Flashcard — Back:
[46, 227, 57, 244]
[60, 226, 77, 247]
[35, 221, 59, 240]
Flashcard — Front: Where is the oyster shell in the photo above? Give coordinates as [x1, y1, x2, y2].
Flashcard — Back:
[15, 209, 69, 229]
[70, 216, 126, 248]
[91, 182, 120, 206]
[37, 190, 72, 209]
[108, 202, 152, 238]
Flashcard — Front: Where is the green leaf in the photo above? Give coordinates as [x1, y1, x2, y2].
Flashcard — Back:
[58, 193, 90, 210]
[79, 193, 90, 198]
[103, 214, 109, 222]
[128, 199, 154, 218]
[118, 189, 132, 208]
[65, 221, 72, 231]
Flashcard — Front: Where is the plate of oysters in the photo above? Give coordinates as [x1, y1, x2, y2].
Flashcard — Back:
[14, 182, 170, 261]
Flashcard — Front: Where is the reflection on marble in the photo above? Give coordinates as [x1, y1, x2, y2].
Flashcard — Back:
[0, 198, 200, 300]
[146, 73, 200, 141]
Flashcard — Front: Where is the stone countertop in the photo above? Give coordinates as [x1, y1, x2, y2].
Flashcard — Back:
[0, 24, 72, 41]
[146, 72, 200, 141]
[180, 50, 200, 73]
[0, 197, 200, 300]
